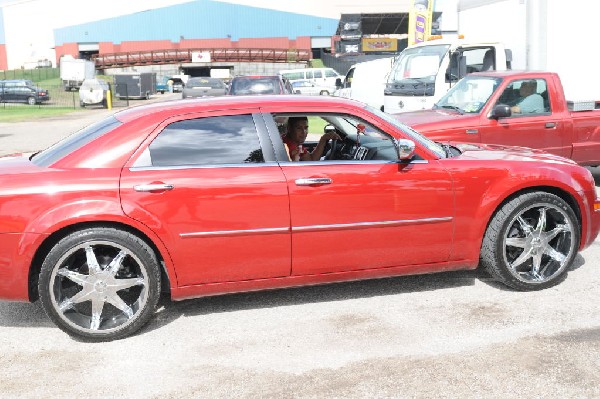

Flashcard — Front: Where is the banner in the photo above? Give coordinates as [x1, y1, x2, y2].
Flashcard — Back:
[408, 0, 434, 46]
[362, 38, 398, 52]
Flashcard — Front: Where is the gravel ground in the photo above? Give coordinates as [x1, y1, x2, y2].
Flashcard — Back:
[1, 96, 599, 398]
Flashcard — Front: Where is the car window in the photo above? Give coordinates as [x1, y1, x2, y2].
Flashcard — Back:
[325, 69, 339, 78]
[496, 78, 550, 115]
[147, 114, 264, 166]
[230, 77, 281, 95]
[31, 116, 122, 167]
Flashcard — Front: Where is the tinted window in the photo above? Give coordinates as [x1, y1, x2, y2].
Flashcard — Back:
[31, 116, 122, 167]
[230, 77, 281, 95]
[281, 72, 304, 80]
[148, 115, 264, 166]
[325, 69, 339, 78]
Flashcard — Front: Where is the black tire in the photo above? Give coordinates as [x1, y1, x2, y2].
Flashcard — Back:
[480, 191, 579, 291]
[27, 96, 37, 105]
[319, 90, 330, 96]
[38, 227, 161, 341]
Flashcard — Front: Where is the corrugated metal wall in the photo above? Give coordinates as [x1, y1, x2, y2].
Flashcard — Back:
[54, 0, 339, 46]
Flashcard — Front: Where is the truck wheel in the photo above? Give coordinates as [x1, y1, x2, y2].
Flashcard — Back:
[80, 101, 85, 108]
[480, 191, 579, 291]
[27, 97, 37, 105]
[319, 90, 330, 96]
[38, 227, 162, 341]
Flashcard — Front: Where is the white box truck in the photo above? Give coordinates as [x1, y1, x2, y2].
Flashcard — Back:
[60, 56, 96, 91]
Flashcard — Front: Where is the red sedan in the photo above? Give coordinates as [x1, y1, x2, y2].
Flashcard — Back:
[0, 95, 598, 341]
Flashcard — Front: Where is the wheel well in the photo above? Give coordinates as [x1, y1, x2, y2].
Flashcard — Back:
[482, 186, 582, 246]
[28, 221, 171, 302]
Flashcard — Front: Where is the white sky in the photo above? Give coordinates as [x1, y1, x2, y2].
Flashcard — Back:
[0, 0, 413, 69]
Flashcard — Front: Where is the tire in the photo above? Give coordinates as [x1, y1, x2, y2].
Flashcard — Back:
[38, 227, 161, 341]
[480, 191, 579, 291]
[319, 90, 330, 96]
[27, 96, 37, 105]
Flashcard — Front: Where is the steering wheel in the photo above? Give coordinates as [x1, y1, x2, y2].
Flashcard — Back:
[325, 138, 338, 160]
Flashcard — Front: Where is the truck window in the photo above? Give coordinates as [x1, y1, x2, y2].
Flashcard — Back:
[497, 78, 550, 115]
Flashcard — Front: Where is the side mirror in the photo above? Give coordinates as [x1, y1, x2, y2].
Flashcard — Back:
[490, 104, 511, 119]
[335, 78, 342, 88]
[295, 90, 301, 94]
[394, 139, 416, 160]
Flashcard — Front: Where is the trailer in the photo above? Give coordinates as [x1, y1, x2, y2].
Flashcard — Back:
[59, 56, 96, 91]
[113, 72, 157, 99]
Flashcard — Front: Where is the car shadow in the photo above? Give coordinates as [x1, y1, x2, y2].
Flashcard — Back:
[587, 166, 600, 187]
[142, 268, 488, 334]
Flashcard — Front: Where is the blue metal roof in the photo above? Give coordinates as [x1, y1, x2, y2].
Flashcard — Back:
[54, 0, 339, 45]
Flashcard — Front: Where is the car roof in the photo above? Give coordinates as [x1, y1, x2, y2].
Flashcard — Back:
[114, 95, 367, 123]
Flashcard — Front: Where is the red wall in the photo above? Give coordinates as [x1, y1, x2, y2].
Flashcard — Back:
[0, 44, 7, 70]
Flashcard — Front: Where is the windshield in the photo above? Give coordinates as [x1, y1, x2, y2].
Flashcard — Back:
[366, 105, 446, 158]
[387, 44, 449, 85]
[434, 76, 502, 113]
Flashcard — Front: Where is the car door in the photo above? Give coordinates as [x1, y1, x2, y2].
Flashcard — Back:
[480, 78, 569, 158]
[264, 109, 454, 276]
[120, 110, 292, 286]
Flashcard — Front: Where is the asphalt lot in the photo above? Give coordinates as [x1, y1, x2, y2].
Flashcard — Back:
[1, 95, 599, 398]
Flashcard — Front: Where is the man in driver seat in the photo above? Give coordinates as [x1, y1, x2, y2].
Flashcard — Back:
[284, 116, 341, 161]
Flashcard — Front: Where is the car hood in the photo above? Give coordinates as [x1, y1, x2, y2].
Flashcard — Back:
[452, 142, 578, 165]
[393, 109, 479, 132]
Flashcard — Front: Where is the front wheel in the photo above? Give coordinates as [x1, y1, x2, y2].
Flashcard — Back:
[27, 96, 37, 105]
[480, 191, 579, 291]
[38, 227, 161, 341]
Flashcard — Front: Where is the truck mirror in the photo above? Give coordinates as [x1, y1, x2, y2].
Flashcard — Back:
[335, 78, 342, 88]
[458, 56, 467, 79]
[490, 104, 511, 119]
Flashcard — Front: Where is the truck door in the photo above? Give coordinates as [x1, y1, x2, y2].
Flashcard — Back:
[480, 78, 569, 158]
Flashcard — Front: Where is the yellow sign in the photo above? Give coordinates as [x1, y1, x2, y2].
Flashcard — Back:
[362, 38, 398, 52]
[408, 0, 434, 46]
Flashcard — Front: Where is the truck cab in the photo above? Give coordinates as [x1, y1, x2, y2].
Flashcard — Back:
[384, 38, 512, 114]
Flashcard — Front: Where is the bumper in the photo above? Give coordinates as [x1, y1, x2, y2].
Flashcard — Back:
[0, 232, 41, 302]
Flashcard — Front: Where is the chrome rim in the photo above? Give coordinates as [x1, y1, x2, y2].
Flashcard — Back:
[503, 203, 575, 284]
[50, 240, 149, 334]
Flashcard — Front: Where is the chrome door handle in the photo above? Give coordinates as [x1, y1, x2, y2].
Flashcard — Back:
[545, 122, 557, 128]
[295, 178, 332, 186]
[133, 184, 174, 192]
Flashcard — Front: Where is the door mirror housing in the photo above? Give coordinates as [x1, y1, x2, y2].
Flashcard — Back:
[394, 139, 416, 160]
[490, 104, 511, 119]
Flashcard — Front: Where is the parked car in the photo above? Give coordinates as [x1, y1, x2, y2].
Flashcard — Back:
[291, 79, 332, 95]
[279, 67, 342, 89]
[182, 77, 227, 99]
[79, 78, 110, 107]
[228, 75, 293, 95]
[0, 79, 50, 105]
[0, 95, 598, 341]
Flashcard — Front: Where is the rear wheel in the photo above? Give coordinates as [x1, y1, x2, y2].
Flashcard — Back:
[38, 227, 162, 341]
[480, 192, 579, 290]
[319, 90, 330, 95]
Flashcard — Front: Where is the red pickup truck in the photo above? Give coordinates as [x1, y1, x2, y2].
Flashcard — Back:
[395, 71, 600, 166]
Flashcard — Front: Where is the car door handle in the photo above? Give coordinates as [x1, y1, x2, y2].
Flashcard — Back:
[545, 122, 557, 128]
[133, 183, 174, 192]
[295, 178, 332, 186]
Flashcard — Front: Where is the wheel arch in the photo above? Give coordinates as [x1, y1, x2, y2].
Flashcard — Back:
[477, 185, 582, 257]
[28, 221, 173, 302]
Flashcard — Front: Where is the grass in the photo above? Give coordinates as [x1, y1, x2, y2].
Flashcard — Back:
[0, 107, 82, 123]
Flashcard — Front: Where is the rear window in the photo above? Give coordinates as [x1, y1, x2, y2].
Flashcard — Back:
[230, 77, 281, 95]
[31, 116, 122, 167]
[188, 78, 225, 89]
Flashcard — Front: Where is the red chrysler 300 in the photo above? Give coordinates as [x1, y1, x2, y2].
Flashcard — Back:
[0, 95, 598, 341]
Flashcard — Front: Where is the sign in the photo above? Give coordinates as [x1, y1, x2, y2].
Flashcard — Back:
[192, 51, 212, 63]
[362, 38, 398, 52]
[408, 0, 434, 46]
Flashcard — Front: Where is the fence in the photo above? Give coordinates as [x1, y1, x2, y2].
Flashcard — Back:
[0, 68, 59, 82]
[0, 84, 133, 110]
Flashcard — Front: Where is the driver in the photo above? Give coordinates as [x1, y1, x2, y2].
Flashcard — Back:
[284, 116, 341, 161]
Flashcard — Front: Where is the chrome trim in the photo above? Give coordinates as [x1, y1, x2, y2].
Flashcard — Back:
[129, 162, 279, 172]
[180, 217, 452, 238]
[466, 129, 478, 134]
[180, 227, 289, 238]
[280, 159, 429, 166]
[293, 217, 452, 232]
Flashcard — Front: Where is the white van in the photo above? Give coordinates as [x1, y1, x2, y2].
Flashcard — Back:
[333, 57, 396, 111]
[279, 68, 342, 90]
